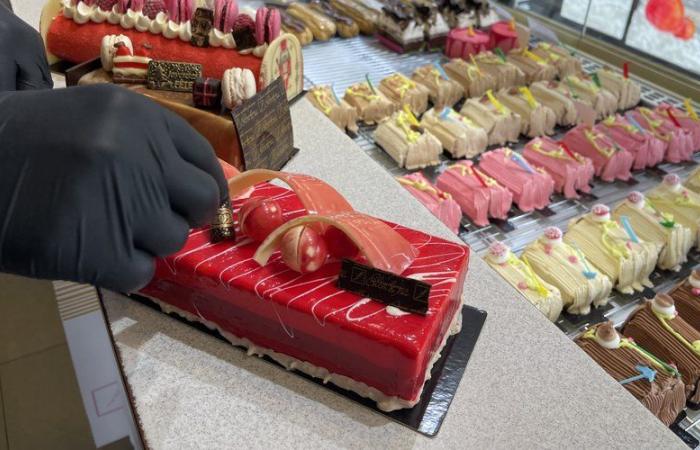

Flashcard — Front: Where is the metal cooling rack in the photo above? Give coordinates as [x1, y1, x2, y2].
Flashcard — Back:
[300, 35, 700, 444]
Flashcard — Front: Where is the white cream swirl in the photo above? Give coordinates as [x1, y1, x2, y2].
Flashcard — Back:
[162, 20, 180, 39]
[90, 6, 110, 23]
[252, 43, 268, 58]
[107, 5, 121, 24]
[179, 21, 192, 42]
[135, 11, 152, 32]
[209, 29, 236, 49]
[74, 2, 95, 24]
[62, 0, 76, 19]
[120, 8, 138, 29]
[148, 11, 168, 35]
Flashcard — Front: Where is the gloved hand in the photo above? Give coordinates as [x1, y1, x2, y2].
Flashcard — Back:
[0, 3, 53, 91]
[0, 84, 228, 292]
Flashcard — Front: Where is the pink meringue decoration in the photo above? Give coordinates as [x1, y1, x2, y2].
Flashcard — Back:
[656, 103, 700, 152]
[436, 161, 513, 227]
[117, 0, 130, 13]
[165, 0, 192, 22]
[130, 0, 144, 11]
[523, 137, 595, 200]
[544, 226, 563, 241]
[478, 148, 554, 212]
[562, 124, 634, 182]
[214, 0, 238, 33]
[397, 173, 462, 234]
[627, 107, 694, 163]
[596, 115, 665, 170]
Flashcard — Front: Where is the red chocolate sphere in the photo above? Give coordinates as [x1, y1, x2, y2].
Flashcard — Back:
[239, 197, 284, 242]
[280, 225, 328, 273]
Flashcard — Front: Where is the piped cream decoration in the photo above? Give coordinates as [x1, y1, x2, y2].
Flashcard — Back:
[564, 207, 659, 294]
[612, 192, 692, 271]
[652, 295, 677, 317]
[460, 94, 521, 146]
[690, 273, 700, 289]
[594, 325, 621, 349]
[91, 6, 110, 23]
[73, 1, 94, 24]
[496, 87, 557, 137]
[523, 226, 612, 315]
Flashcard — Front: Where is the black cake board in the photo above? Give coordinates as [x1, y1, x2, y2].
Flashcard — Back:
[128, 294, 487, 437]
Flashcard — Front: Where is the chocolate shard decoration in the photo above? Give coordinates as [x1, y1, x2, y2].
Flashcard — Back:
[191, 8, 214, 47]
[337, 259, 430, 315]
[147, 60, 203, 92]
[210, 201, 235, 243]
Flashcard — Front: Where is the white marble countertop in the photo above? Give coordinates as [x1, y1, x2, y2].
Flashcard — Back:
[15, 2, 685, 448]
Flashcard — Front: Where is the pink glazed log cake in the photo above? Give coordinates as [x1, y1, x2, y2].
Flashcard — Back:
[140, 170, 470, 412]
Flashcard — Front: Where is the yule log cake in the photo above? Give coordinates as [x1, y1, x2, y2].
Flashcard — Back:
[43, 1, 303, 96]
[140, 168, 471, 411]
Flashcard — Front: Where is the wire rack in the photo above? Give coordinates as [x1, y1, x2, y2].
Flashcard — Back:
[300, 34, 700, 445]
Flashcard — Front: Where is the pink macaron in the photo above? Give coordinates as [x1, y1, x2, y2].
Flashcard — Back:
[215, 0, 238, 33]
[256, 7, 282, 45]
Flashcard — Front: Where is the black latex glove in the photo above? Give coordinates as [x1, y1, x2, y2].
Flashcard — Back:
[0, 84, 229, 292]
[0, 3, 53, 91]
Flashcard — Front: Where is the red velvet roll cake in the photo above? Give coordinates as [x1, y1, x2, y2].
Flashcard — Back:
[436, 161, 513, 227]
[523, 137, 594, 200]
[141, 168, 471, 412]
[596, 114, 666, 170]
[562, 124, 634, 182]
[45, 1, 303, 98]
[626, 107, 694, 164]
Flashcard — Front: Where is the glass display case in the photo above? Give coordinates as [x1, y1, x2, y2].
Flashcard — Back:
[497, 0, 700, 80]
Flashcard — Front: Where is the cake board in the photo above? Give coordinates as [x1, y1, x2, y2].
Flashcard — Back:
[128, 293, 487, 437]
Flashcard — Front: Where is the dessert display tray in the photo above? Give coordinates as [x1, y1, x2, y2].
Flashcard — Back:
[300, 35, 700, 442]
[130, 294, 486, 437]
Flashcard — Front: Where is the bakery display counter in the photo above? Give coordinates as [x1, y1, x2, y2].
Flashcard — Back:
[100, 98, 684, 448]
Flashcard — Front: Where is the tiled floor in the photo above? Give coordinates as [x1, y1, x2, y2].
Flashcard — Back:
[0, 274, 94, 450]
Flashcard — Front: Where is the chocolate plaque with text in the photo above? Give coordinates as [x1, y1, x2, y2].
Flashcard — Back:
[231, 77, 297, 170]
[337, 259, 430, 315]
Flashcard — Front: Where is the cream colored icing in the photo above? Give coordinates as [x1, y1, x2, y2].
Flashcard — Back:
[148, 11, 168, 34]
[62, 0, 75, 19]
[119, 8, 139, 29]
[595, 331, 621, 349]
[386, 306, 411, 317]
[210, 28, 236, 49]
[690, 276, 700, 289]
[135, 11, 151, 32]
[91, 6, 110, 23]
[73, 1, 94, 24]
[163, 20, 180, 39]
[652, 296, 676, 316]
[107, 4, 121, 25]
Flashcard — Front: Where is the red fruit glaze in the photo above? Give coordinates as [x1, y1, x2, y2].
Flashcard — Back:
[240, 197, 284, 242]
[280, 225, 328, 273]
[674, 17, 696, 40]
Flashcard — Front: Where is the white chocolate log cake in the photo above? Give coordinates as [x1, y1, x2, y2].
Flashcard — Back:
[307, 85, 359, 133]
[647, 174, 700, 249]
[379, 72, 431, 115]
[563, 205, 659, 295]
[495, 87, 557, 138]
[343, 81, 396, 125]
[612, 191, 693, 272]
[420, 107, 488, 159]
[442, 58, 497, 99]
[484, 242, 563, 321]
[523, 227, 612, 316]
[411, 64, 464, 108]
[374, 108, 442, 170]
[460, 90, 521, 146]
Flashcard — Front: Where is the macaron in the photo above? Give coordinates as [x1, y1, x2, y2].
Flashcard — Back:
[214, 0, 238, 33]
[222, 67, 257, 109]
[255, 7, 281, 45]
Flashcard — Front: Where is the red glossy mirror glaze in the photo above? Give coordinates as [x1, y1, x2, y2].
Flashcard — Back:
[280, 225, 329, 273]
[324, 226, 360, 259]
[239, 197, 284, 242]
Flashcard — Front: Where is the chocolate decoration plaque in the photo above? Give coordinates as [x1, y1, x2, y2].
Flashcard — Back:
[337, 259, 431, 315]
[147, 61, 202, 92]
[231, 77, 298, 171]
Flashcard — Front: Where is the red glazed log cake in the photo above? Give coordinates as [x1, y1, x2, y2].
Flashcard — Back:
[140, 180, 471, 411]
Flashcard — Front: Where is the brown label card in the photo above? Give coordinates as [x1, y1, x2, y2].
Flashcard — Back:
[191, 8, 214, 47]
[230, 77, 298, 170]
[337, 259, 430, 315]
[147, 61, 202, 92]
